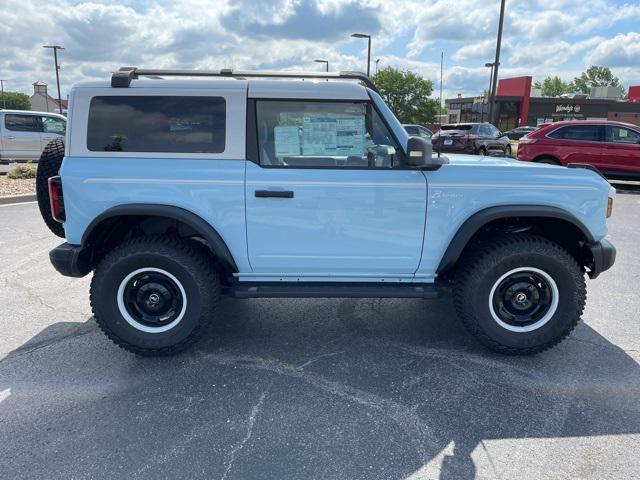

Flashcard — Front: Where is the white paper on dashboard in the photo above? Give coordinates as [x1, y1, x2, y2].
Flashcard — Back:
[302, 116, 337, 155]
[335, 116, 365, 156]
[274, 126, 301, 156]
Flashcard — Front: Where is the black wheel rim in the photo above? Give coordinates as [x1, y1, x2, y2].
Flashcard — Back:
[491, 270, 554, 327]
[122, 271, 184, 328]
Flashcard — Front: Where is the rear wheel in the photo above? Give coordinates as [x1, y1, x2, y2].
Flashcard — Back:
[535, 156, 560, 165]
[505, 144, 512, 157]
[453, 234, 585, 354]
[90, 235, 219, 356]
[35, 138, 65, 237]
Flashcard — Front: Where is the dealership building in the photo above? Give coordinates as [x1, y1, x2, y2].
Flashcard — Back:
[446, 76, 640, 131]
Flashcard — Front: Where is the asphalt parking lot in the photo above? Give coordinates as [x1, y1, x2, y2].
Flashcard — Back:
[1, 191, 639, 480]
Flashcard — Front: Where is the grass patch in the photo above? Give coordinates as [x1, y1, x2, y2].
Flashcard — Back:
[7, 164, 37, 179]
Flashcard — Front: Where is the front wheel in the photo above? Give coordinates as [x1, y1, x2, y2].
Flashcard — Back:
[90, 235, 219, 356]
[453, 234, 586, 354]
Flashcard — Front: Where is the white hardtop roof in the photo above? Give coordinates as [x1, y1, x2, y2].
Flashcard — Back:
[72, 77, 370, 100]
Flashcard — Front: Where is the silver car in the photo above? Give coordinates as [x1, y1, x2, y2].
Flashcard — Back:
[0, 110, 66, 163]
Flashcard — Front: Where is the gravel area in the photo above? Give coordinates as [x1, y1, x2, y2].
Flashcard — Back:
[0, 176, 36, 197]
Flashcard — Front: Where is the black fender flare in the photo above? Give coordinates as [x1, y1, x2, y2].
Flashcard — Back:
[81, 204, 238, 272]
[436, 205, 595, 275]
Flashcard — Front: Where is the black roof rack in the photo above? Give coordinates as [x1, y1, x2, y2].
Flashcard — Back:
[111, 67, 379, 93]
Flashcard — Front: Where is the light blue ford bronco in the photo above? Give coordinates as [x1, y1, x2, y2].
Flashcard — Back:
[39, 68, 616, 356]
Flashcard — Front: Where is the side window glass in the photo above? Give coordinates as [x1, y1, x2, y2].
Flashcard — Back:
[418, 127, 431, 139]
[42, 117, 66, 135]
[256, 101, 405, 168]
[609, 127, 640, 144]
[5, 114, 40, 132]
[549, 126, 600, 141]
[405, 126, 418, 135]
[87, 96, 226, 153]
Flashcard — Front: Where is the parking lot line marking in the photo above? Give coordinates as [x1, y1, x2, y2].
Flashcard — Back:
[0, 201, 37, 208]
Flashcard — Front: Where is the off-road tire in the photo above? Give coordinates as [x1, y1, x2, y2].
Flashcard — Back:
[90, 235, 219, 356]
[36, 138, 65, 238]
[453, 234, 586, 355]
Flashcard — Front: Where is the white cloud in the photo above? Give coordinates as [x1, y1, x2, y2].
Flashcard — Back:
[0, 0, 637, 102]
[452, 40, 499, 63]
[407, 0, 496, 56]
[587, 32, 640, 68]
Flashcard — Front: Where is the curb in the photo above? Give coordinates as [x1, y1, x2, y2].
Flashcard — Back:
[0, 194, 37, 205]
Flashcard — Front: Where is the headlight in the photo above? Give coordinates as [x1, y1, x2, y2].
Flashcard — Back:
[607, 197, 614, 218]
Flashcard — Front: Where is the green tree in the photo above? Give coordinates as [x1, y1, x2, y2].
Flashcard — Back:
[533, 76, 574, 97]
[371, 67, 440, 124]
[573, 66, 622, 94]
[1, 91, 31, 110]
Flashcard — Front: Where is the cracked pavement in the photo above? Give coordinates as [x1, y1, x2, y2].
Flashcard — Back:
[1, 196, 639, 480]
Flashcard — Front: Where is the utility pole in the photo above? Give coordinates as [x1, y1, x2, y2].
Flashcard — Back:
[43, 45, 65, 114]
[351, 33, 371, 76]
[482, 62, 495, 122]
[488, 0, 506, 125]
[0, 80, 5, 109]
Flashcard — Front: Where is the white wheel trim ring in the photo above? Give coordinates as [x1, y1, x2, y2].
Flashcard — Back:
[117, 267, 188, 333]
[488, 267, 559, 333]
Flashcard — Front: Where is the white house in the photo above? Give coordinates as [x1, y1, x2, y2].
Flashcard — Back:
[29, 81, 67, 114]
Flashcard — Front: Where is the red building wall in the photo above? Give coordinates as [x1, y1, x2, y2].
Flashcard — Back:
[629, 86, 640, 103]
[496, 76, 532, 126]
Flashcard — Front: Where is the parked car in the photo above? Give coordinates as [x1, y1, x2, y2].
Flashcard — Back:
[504, 126, 537, 140]
[517, 120, 640, 179]
[39, 68, 615, 357]
[0, 110, 66, 164]
[403, 124, 432, 139]
[432, 122, 512, 156]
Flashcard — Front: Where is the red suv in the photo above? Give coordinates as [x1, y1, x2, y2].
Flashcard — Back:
[517, 120, 640, 179]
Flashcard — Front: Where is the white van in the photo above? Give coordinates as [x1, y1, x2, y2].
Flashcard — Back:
[0, 110, 66, 164]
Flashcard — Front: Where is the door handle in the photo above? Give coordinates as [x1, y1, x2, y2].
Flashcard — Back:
[6, 136, 15, 140]
[255, 190, 294, 198]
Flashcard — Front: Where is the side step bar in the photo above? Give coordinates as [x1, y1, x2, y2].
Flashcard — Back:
[229, 282, 442, 299]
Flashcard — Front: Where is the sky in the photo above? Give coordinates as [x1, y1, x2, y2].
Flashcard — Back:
[1, 0, 639, 101]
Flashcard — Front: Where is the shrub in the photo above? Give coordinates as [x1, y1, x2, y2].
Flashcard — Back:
[7, 164, 37, 179]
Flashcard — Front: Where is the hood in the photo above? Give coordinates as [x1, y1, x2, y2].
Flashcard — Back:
[443, 153, 555, 168]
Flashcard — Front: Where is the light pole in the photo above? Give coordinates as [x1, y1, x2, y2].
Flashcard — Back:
[483, 62, 495, 122]
[0, 80, 5, 109]
[43, 45, 65, 114]
[351, 33, 371, 76]
[488, 0, 506, 125]
[314, 59, 329, 72]
[375, 58, 380, 74]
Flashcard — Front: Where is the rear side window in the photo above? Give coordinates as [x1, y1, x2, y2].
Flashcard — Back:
[5, 114, 41, 132]
[87, 96, 226, 153]
[548, 125, 602, 141]
[607, 126, 640, 144]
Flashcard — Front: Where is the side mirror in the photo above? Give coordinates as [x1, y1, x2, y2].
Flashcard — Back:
[406, 136, 449, 170]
